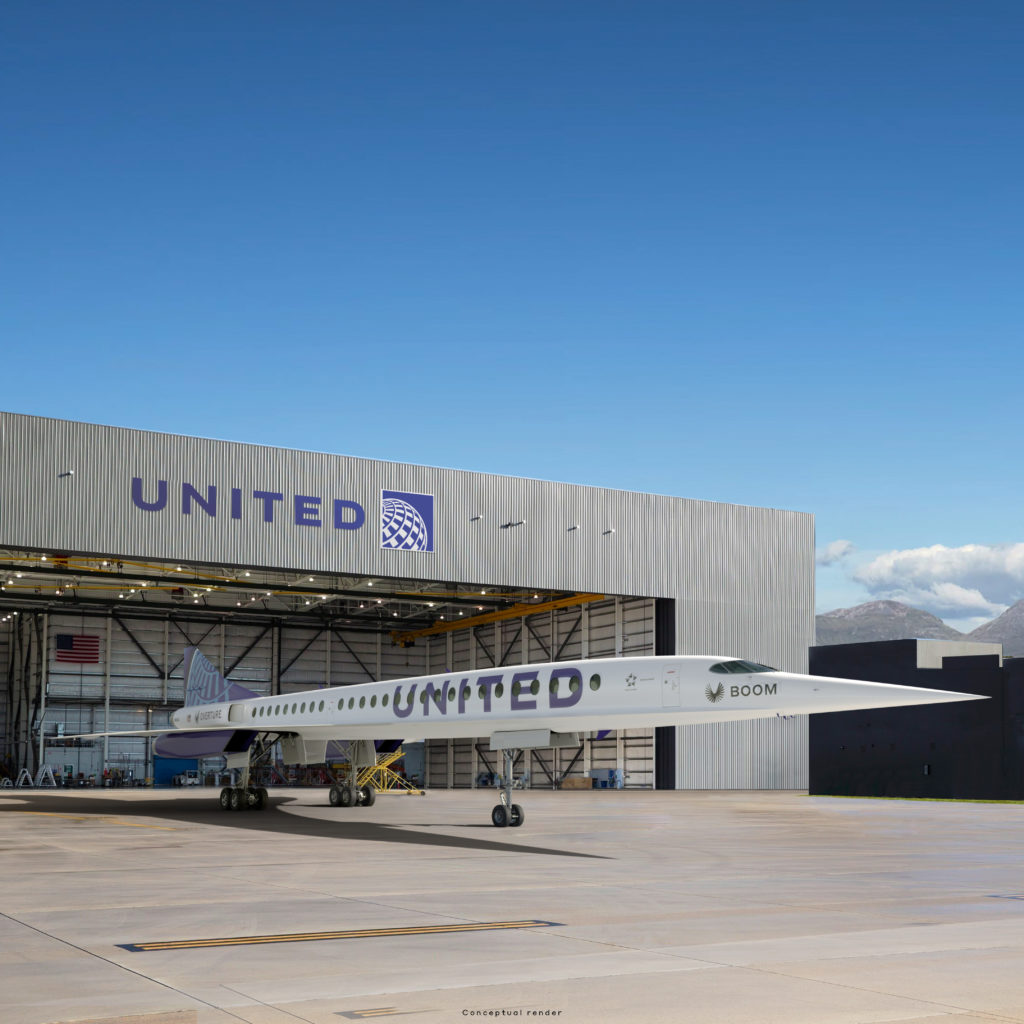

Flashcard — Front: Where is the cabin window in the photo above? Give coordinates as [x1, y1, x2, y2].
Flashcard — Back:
[300, 702, 306, 713]
[477, 684, 485, 698]
[291, 703, 297, 714]
[447, 687, 455, 701]
[512, 681, 521, 697]
[420, 692, 428, 704]
[495, 683, 504, 698]
[251, 708, 257, 718]
[370, 695, 377, 707]
[359, 696, 366, 708]
[319, 700, 325, 712]
[590, 674, 601, 691]
[531, 679, 540, 695]
[569, 678, 580, 693]
[348, 697, 354, 709]
[337, 699, 344, 711]
[550, 679, 560, 694]
[382, 694, 389, 706]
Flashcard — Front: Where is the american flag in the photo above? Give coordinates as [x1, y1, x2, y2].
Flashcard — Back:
[55, 634, 101, 664]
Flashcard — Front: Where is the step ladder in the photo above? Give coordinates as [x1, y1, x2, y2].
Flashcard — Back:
[15, 768, 33, 787]
[356, 749, 424, 794]
[34, 766, 57, 787]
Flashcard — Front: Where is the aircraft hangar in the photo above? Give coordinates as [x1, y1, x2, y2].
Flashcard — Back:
[0, 411, 814, 790]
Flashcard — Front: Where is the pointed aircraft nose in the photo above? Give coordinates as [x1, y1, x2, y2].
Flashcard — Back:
[777, 672, 987, 715]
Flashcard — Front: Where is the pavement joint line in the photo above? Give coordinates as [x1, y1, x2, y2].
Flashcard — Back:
[436, 947, 1024, 1024]
[728, 960, 1024, 1024]
[523, 922, 1024, 1022]
[606, 938, 1024, 1024]
[119, 919, 564, 952]
[219, 983, 319, 1024]
[0, 910, 253, 1024]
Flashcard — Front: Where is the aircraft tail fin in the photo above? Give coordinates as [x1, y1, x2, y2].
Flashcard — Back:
[183, 647, 259, 706]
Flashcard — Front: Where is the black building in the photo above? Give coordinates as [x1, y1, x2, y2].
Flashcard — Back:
[809, 640, 1024, 800]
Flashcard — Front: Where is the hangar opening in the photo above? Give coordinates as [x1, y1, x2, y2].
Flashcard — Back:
[0, 413, 814, 791]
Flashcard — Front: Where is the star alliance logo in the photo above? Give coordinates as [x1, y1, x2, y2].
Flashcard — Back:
[705, 682, 725, 703]
[625, 674, 637, 689]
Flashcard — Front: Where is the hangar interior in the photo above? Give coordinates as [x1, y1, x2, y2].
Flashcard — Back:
[0, 548, 656, 788]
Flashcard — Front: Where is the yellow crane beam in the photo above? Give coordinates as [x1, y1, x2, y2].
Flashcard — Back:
[391, 593, 606, 646]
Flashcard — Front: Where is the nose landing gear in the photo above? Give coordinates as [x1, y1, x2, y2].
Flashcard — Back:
[491, 748, 526, 828]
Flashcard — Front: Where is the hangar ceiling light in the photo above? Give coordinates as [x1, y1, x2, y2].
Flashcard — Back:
[0, 548, 572, 633]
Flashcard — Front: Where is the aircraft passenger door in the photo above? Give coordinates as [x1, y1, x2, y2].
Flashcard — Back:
[661, 668, 681, 708]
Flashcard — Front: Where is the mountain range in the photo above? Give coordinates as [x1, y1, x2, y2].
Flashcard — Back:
[815, 599, 1024, 656]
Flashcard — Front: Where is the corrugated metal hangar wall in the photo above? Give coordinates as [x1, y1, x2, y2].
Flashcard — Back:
[0, 412, 815, 789]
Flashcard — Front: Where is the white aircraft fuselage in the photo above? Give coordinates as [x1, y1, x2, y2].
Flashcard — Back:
[168, 654, 980, 743]
[69, 650, 985, 823]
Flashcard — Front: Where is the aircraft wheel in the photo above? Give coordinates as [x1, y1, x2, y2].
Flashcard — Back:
[258, 787, 269, 809]
[509, 804, 525, 828]
[339, 784, 355, 808]
[245, 788, 260, 809]
[491, 804, 509, 827]
[360, 785, 376, 807]
[218, 787, 232, 811]
[329, 785, 342, 807]
[253, 787, 268, 810]
[229, 787, 244, 811]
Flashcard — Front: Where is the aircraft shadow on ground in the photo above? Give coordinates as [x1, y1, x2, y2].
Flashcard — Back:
[0, 792, 608, 859]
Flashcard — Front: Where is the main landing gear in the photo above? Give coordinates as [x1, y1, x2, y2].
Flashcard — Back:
[326, 740, 378, 811]
[491, 748, 525, 828]
[219, 785, 269, 812]
[218, 736, 274, 812]
[328, 783, 376, 808]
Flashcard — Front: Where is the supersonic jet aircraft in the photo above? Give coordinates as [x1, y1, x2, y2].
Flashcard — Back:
[73, 647, 984, 827]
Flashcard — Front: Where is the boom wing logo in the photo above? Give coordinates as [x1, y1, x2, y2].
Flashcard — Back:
[705, 682, 725, 703]
[381, 490, 434, 552]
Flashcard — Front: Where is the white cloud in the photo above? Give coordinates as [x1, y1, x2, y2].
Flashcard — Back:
[816, 539, 855, 566]
[852, 542, 1024, 618]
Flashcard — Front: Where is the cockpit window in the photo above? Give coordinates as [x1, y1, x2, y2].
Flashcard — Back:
[709, 660, 777, 674]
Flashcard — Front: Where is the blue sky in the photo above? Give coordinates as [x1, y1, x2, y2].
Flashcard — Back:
[3, 2, 1022, 628]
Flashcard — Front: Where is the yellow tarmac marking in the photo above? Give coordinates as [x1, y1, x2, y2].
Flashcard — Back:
[15, 811, 177, 831]
[121, 919, 560, 952]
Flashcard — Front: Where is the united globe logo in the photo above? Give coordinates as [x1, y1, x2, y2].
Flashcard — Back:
[382, 498, 428, 550]
[381, 490, 434, 552]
